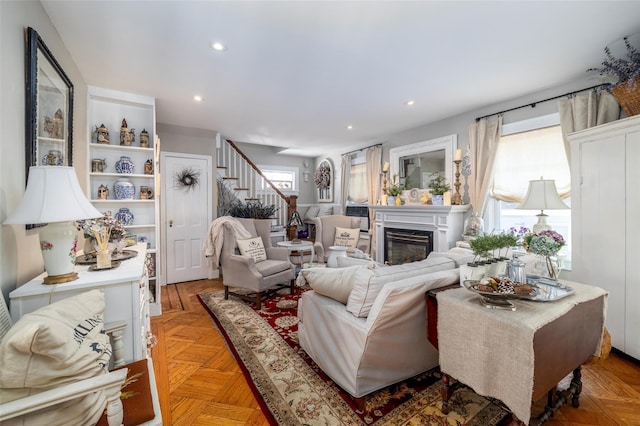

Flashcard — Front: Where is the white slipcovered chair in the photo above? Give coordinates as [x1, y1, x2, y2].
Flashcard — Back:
[313, 215, 368, 263]
[220, 218, 295, 309]
[0, 290, 128, 426]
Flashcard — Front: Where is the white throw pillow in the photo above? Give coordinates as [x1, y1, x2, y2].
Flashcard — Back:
[301, 266, 362, 304]
[0, 289, 111, 425]
[237, 236, 267, 262]
[333, 226, 359, 249]
[304, 205, 320, 221]
[346, 268, 379, 317]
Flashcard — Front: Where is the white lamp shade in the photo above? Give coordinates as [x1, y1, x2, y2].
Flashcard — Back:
[517, 179, 569, 211]
[4, 166, 102, 225]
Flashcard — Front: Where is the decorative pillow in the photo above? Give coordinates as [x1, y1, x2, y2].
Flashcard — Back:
[346, 268, 379, 317]
[304, 205, 320, 221]
[0, 289, 111, 425]
[333, 227, 360, 249]
[301, 266, 362, 304]
[318, 205, 334, 216]
[237, 236, 267, 262]
[336, 256, 380, 269]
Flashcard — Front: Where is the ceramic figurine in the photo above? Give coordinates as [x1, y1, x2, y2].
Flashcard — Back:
[42, 150, 63, 166]
[91, 158, 106, 173]
[95, 124, 110, 144]
[115, 156, 134, 174]
[120, 118, 134, 146]
[114, 178, 135, 200]
[144, 159, 153, 175]
[140, 186, 153, 199]
[97, 184, 109, 200]
[139, 129, 150, 148]
[43, 109, 64, 139]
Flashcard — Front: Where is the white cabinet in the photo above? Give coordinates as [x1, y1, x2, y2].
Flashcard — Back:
[10, 244, 152, 363]
[87, 86, 161, 316]
[568, 115, 640, 359]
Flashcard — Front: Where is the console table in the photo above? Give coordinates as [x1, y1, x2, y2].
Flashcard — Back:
[435, 281, 607, 425]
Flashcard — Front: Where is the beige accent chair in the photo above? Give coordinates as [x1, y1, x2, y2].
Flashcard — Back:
[313, 215, 368, 263]
[220, 218, 295, 309]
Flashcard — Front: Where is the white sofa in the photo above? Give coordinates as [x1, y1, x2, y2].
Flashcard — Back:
[297, 255, 466, 402]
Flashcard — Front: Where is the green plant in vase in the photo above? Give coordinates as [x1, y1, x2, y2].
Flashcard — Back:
[428, 174, 451, 205]
[385, 174, 404, 197]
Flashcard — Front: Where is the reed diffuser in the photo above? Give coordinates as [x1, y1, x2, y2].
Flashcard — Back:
[93, 225, 112, 269]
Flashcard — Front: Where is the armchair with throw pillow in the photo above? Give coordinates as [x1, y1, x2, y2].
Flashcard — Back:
[219, 218, 296, 309]
[313, 215, 368, 263]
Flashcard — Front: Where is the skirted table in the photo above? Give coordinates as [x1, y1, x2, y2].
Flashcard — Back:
[436, 281, 607, 425]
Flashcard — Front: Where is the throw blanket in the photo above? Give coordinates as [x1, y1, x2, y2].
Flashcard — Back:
[203, 216, 252, 267]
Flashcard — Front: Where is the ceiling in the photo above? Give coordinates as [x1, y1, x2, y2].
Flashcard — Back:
[41, 1, 640, 157]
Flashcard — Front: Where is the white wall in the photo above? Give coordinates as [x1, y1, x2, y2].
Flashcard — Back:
[1, 1, 88, 299]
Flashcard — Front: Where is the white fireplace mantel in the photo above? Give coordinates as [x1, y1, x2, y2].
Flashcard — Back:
[369, 205, 469, 263]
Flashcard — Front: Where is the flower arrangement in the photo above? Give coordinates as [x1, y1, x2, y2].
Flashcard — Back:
[588, 36, 640, 91]
[385, 174, 404, 196]
[77, 211, 126, 242]
[314, 164, 331, 189]
[523, 229, 566, 279]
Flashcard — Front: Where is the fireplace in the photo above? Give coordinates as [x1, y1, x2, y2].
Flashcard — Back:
[369, 205, 469, 264]
[384, 228, 433, 265]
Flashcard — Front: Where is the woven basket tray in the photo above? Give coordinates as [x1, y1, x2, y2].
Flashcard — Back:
[611, 78, 640, 116]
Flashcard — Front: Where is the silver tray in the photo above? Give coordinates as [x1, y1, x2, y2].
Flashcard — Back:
[463, 278, 575, 310]
[76, 249, 138, 265]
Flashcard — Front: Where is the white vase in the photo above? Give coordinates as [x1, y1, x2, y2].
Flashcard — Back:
[327, 246, 347, 268]
[432, 195, 444, 205]
[387, 196, 396, 206]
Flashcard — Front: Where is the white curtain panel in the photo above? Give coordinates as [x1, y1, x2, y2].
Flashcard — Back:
[340, 155, 351, 214]
[468, 116, 502, 218]
[558, 90, 620, 163]
[365, 146, 382, 255]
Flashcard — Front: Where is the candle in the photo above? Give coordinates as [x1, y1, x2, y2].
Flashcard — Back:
[454, 149, 463, 162]
[382, 161, 390, 172]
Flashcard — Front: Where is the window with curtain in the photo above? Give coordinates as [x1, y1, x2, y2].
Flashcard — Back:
[347, 156, 368, 204]
[490, 123, 572, 267]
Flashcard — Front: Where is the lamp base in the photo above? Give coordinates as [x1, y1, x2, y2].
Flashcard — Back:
[43, 271, 79, 284]
[532, 213, 552, 234]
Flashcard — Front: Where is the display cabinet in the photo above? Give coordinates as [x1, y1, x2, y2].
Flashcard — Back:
[87, 86, 161, 316]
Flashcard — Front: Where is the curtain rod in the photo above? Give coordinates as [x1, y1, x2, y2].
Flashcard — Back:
[342, 143, 382, 156]
[475, 84, 606, 122]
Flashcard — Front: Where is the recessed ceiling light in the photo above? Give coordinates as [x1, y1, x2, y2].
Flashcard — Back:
[406, 100, 415, 106]
[346, 125, 353, 130]
[211, 42, 226, 51]
[193, 95, 203, 102]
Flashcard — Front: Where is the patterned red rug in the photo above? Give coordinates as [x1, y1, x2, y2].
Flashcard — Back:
[198, 287, 510, 425]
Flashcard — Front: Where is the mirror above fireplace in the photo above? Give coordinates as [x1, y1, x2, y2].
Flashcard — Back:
[389, 134, 457, 190]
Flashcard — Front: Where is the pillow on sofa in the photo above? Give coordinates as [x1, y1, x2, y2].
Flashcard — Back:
[301, 266, 362, 304]
[346, 257, 456, 317]
[304, 205, 320, 221]
[0, 289, 111, 425]
[318, 205, 334, 216]
[237, 236, 267, 262]
[334, 227, 359, 249]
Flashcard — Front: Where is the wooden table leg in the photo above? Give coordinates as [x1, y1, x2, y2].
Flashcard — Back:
[532, 366, 583, 425]
[441, 373, 453, 414]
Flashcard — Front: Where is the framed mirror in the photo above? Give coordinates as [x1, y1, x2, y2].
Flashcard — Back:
[389, 134, 457, 191]
[25, 27, 74, 179]
[314, 159, 333, 202]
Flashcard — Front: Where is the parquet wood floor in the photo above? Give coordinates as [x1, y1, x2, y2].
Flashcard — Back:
[150, 279, 640, 425]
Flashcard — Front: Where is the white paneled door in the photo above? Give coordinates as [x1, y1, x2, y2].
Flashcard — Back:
[161, 152, 212, 284]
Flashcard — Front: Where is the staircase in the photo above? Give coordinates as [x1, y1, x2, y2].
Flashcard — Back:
[217, 139, 297, 235]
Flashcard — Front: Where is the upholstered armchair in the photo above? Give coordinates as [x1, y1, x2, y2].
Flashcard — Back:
[220, 218, 295, 309]
[313, 215, 368, 263]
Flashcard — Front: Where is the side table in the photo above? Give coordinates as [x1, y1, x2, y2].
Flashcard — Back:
[433, 282, 606, 425]
[277, 240, 315, 268]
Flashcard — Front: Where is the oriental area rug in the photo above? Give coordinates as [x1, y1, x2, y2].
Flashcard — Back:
[198, 288, 510, 425]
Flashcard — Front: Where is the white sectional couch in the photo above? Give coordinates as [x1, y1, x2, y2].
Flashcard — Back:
[297, 254, 469, 401]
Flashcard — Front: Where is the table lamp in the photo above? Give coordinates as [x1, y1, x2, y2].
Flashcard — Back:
[517, 178, 568, 233]
[4, 166, 103, 284]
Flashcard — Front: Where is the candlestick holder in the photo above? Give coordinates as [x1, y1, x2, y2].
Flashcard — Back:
[452, 160, 463, 205]
[381, 170, 389, 205]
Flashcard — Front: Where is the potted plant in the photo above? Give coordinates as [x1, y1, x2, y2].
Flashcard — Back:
[427, 174, 451, 205]
[588, 36, 640, 116]
[385, 174, 404, 205]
